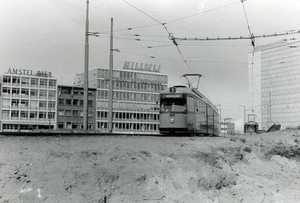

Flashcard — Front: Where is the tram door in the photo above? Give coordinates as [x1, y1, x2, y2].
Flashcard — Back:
[187, 97, 196, 131]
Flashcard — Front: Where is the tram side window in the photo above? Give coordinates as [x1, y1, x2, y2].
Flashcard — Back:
[194, 98, 199, 113]
[199, 101, 206, 116]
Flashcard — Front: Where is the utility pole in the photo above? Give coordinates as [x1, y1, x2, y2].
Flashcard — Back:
[83, 0, 89, 131]
[269, 91, 272, 127]
[108, 17, 114, 133]
[239, 105, 245, 125]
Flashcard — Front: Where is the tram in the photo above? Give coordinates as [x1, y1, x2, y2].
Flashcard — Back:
[159, 74, 220, 136]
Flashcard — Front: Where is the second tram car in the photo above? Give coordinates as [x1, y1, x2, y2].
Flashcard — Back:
[159, 85, 220, 136]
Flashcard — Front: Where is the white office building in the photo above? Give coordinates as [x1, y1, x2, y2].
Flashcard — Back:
[76, 61, 168, 134]
[249, 39, 300, 130]
[0, 69, 57, 132]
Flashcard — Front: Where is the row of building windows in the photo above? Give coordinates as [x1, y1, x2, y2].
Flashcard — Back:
[261, 70, 300, 86]
[261, 102, 300, 110]
[2, 124, 53, 131]
[3, 76, 56, 88]
[58, 109, 93, 118]
[2, 87, 56, 98]
[97, 100, 158, 112]
[97, 111, 159, 121]
[262, 44, 299, 57]
[262, 112, 300, 119]
[262, 54, 300, 66]
[262, 84, 300, 93]
[262, 93, 300, 102]
[97, 90, 159, 102]
[2, 99, 55, 110]
[262, 75, 300, 88]
[58, 88, 94, 96]
[57, 122, 93, 130]
[58, 98, 93, 106]
[2, 110, 55, 120]
[97, 79, 167, 92]
[262, 67, 300, 80]
[97, 122, 158, 131]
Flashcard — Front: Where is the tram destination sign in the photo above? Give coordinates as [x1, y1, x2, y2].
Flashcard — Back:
[7, 68, 53, 77]
[123, 61, 161, 73]
[163, 94, 182, 98]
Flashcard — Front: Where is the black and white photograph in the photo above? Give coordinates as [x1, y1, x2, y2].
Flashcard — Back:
[0, 0, 300, 202]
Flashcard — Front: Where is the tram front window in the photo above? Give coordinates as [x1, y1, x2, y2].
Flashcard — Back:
[160, 98, 186, 112]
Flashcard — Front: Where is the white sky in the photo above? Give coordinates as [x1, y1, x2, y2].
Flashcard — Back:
[1, 0, 299, 131]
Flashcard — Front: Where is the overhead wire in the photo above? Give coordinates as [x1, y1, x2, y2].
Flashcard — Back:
[105, 1, 300, 120]
[116, 44, 174, 51]
[121, 0, 244, 103]
[101, 1, 239, 34]
[172, 30, 300, 41]
[166, 1, 240, 24]
[123, 0, 194, 74]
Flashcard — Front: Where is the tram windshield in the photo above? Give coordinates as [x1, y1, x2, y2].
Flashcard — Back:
[160, 98, 186, 112]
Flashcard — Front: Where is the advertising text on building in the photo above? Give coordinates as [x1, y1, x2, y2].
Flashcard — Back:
[7, 68, 53, 77]
[123, 61, 161, 73]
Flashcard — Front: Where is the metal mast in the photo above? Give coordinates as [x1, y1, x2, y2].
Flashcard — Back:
[83, 0, 89, 131]
[108, 17, 114, 133]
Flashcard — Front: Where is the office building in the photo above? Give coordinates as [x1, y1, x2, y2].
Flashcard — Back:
[249, 39, 300, 130]
[0, 69, 57, 132]
[57, 85, 97, 131]
[75, 61, 168, 134]
[220, 118, 235, 135]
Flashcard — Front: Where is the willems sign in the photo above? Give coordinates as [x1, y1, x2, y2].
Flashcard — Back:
[123, 61, 161, 73]
[7, 68, 53, 77]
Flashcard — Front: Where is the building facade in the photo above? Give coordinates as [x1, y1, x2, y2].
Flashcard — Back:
[249, 39, 300, 130]
[220, 118, 235, 135]
[0, 69, 57, 132]
[76, 61, 168, 134]
[56, 85, 97, 131]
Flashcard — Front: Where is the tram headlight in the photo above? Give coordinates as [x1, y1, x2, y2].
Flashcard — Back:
[170, 118, 175, 124]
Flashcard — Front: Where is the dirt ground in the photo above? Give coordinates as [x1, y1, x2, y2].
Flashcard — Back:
[0, 130, 300, 203]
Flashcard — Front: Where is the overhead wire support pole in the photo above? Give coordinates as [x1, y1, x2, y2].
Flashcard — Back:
[108, 17, 114, 133]
[83, 0, 89, 131]
[241, 0, 256, 111]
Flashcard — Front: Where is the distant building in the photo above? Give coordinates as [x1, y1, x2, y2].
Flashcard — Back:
[0, 69, 57, 132]
[56, 85, 96, 131]
[249, 39, 300, 130]
[76, 61, 168, 134]
[220, 118, 235, 135]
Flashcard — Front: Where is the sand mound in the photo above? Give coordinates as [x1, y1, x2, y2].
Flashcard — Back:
[1, 130, 300, 202]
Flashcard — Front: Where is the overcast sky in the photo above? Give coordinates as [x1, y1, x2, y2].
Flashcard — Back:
[1, 0, 299, 131]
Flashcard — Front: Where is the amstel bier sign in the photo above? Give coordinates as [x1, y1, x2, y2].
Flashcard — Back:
[7, 68, 53, 77]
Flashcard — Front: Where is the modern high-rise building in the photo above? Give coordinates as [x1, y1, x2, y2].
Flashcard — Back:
[75, 61, 168, 134]
[249, 39, 300, 130]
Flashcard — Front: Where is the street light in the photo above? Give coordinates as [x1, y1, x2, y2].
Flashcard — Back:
[215, 104, 222, 136]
